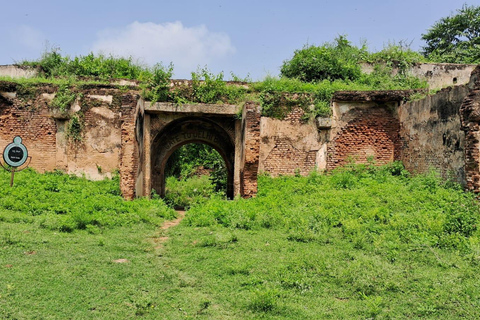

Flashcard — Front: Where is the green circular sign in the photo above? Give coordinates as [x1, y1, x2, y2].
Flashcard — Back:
[3, 136, 28, 167]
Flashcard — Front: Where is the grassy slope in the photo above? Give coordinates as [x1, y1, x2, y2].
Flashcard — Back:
[1, 165, 480, 319]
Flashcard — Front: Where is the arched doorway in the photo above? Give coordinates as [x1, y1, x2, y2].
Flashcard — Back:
[150, 117, 235, 199]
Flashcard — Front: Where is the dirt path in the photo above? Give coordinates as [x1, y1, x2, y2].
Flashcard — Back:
[161, 210, 185, 230]
[153, 210, 186, 249]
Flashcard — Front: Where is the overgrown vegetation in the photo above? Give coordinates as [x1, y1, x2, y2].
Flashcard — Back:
[50, 83, 77, 111]
[8, 37, 431, 121]
[2, 163, 480, 318]
[66, 115, 84, 142]
[21, 49, 148, 80]
[186, 162, 479, 251]
[164, 143, 227, 208]
[164, 175, 219, 209]
[0, 169, 175, 232]
[280, 35, 368, 82]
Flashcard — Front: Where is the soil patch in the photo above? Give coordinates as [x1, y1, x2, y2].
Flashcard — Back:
[153, 210, 186, 249]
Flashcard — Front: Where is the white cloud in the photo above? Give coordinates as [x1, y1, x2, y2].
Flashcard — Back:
[11, 25, 46, 51]
[91, 21, 236, 78]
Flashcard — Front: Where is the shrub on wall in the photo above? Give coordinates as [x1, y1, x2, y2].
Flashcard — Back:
[280, 36, 367, 82]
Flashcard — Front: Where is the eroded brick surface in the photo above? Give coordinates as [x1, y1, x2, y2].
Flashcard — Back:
[119, 95, 139, 200]
[327, 108, 401, 169]
[0, 98, 57, 171]
[241, 102, 260, 197]
[461, 66, 480, 192]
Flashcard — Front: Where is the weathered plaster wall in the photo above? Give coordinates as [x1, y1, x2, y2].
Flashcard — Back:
[0, 85, 139, 199]
[399, 85, 469, 184]
[0, 65, 37, 79]
[259, 107, 324, 176]
[59, 96, 122, 180]
[361, 63, 476, 90]
[408, 63, 476, 90]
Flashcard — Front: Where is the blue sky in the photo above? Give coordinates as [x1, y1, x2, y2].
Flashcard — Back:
[0, 0, 473, 80]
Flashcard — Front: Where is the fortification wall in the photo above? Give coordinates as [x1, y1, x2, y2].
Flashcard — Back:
[361, 63, 476, 90]
[0, 84, 139, 199]
[399, 85, 469, 185]
[327, 101, 401, 170]
[259, 107, 324, 176]
[1, 64, 480, 199]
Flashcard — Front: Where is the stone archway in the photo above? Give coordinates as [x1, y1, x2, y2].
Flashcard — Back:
[150, 117, 235, 198]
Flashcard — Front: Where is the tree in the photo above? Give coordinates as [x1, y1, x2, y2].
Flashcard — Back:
[422, 4, 480, 63]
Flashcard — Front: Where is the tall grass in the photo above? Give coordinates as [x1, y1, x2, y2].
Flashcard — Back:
[185, 162, 479, 251]
[0, 169, 175, 232]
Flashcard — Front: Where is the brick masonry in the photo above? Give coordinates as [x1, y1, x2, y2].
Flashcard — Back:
[241, 102, 261, 197]
[262, 107, 318, 176]
[327, 107, 401, 170]
[461, 66, 480, 192]
[0, 95, 57, 171]
[119, 94, 140, 200]
[2, 69, 480, 199]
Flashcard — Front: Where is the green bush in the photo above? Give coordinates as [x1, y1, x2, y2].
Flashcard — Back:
[164, 175, 222, 209]
[191, 68, 247, 104]
[280, 36, 367, 82]
[50, 84, 77, 111]
[140, 63, 174, 102]
[185, 162, 480, 251]
[22, 48, 148, 80]
[0, 169, 175, 231]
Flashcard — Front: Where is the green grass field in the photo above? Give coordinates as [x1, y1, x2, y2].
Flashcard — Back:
[1, 164, 480, 319]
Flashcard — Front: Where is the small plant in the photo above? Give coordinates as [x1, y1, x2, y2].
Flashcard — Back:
[66, 115, 84, 142]
[50, 84, 77, 111]
[247, 289, 279, 313]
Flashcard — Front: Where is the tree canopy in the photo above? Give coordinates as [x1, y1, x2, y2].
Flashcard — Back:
[422, 4, 480, 63]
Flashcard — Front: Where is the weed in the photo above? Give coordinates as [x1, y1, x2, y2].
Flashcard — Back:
[191, 67, 247, 104]
[140, 62, 174, 102]
[50, 84, 77, 111]
[66, 115, 84, 142]
[247, 289, 279, 313]
[0, 169, 175, 231]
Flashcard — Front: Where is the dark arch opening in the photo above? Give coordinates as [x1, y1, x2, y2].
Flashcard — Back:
[151, 117, 235, 199]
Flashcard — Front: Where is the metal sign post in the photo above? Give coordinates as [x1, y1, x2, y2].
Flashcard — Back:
[1, 136, 31, 186]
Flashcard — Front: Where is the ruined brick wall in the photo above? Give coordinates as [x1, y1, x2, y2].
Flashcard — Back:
[400, 86, 469, 185]
[240, 102, 260, 197]
[260, 107, 321, 176]
[461, 66, 480, 192]
[0, 85, 138, 199]
[119, 94, 140, 200]
[327, 106, 401, 170]
[0, 93, 57, 171]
